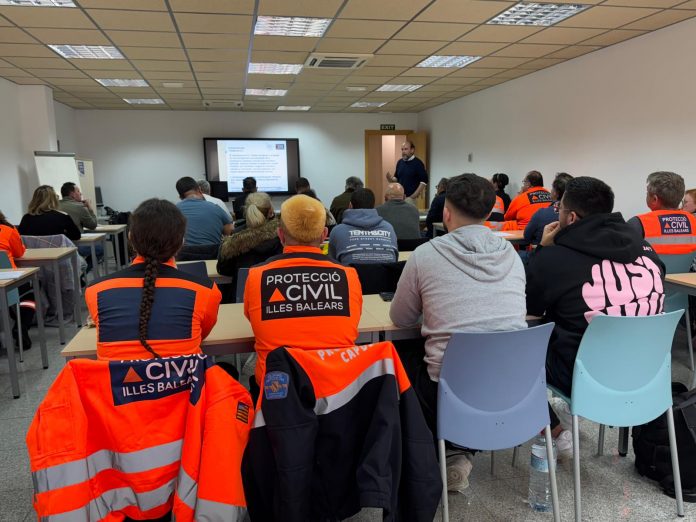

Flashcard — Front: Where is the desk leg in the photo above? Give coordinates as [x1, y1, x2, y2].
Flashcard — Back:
[91, 243, 99, 278]
[114, 232, 122, 270]
[53, 259, 65, 345]
[72, 252, 82, 328]
[1, 288, 20, 398]
[33, 273, 48, 370]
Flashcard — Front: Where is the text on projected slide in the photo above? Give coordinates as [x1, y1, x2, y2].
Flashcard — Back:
[218, 140, 289, 192]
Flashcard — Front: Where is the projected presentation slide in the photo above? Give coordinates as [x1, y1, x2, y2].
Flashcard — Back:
[218, 139, 289, 193]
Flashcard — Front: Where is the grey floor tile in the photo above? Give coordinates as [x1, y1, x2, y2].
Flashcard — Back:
[0, 450, 32, 491]
[0, 416, 31, 451]
[0, 488, 33, 522]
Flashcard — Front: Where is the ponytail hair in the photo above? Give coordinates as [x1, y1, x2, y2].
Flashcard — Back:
[244, 192, 273, 229]
[129, 199, 187, 358]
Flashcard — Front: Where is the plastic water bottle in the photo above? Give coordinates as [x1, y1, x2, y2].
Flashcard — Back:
[528, 436, 557, 512]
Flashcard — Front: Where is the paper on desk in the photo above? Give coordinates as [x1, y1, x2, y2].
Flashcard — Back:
[81, 233, 103, 237]
[492, 231, 512, 237]
[0, 270, 26, 279]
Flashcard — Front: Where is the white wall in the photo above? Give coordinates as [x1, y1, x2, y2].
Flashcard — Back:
[418, 16, 696, 218]
[73, 111, 417, 211]
[0, 78, 23, 223]
[54, 102, 78, 154]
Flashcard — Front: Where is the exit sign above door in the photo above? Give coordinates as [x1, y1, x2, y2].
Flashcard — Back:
[380, 124, 396, 130]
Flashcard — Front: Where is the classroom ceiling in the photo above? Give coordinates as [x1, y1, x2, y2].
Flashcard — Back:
[0, 0, 693, 112]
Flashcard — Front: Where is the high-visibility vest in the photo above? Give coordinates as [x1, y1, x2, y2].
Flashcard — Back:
[636, 210, 696, 255]
[26, 355, 252, 521]
[0, 224, 25, 268]
[504, 187, 553, 230]
[484, 196, 505, 231]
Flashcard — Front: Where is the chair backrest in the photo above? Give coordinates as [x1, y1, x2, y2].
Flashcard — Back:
[176, 261, 208, 280]
[235, 268, 249, 303]
[349, 261, 406, 294]
[176, 244, 219, 262]
[437, 323, 554, 451]
[659, 253, 693, 312]
[397, 237, 429, 251]
[0, 251, 19, 306]
[571, 311, 683, 427]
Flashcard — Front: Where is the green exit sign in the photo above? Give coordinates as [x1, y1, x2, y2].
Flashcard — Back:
[380, 124, 396, 130]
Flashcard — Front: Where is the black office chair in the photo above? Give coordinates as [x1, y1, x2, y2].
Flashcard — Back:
[397, 237, 429, 252]
[349, 261, 406, 295]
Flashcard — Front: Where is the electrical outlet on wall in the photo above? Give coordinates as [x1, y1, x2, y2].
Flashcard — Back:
[468, 153, 473, 163]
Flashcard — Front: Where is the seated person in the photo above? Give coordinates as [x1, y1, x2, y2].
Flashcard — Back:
[86, 199, 222, 360]
[376, 183, 421, 240]
[390, 173, 527, 491]
[504, 170, 553, 230]
[59, 181, 102, 272]
[628, 171, 696, 255]
[527, 177, 665, 457]
[0, 210, 26, 267]
[18, 185, 81, 241]
[217, 192, 282, 290]
[330, 176, 363, 224]
[244, 194, 362, 390]
[305, 189, 337, 226]
[426, 178, 448, 238]
[233, 176, 257, 219]
[483, 183, 505, 231]
[524, 173, 573, 245]
[329, 188, 398, 264]
[492, 172, 511, 212]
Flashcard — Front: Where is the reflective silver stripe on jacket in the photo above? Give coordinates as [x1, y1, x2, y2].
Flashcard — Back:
[254, 358, 396, 429]
[33, 439, 182, 494]
[174, 468, 248, 521]
[647, 235, 696, 245]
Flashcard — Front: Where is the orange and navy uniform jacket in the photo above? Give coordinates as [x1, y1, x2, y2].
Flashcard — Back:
[484, 195, 505, 231]
[244, 245, 363, 385]
[632, 210, 696, 255]
[0, 223, 26, 268]
[504, 186, 553, 230]
[242, 341, 442, 522]
[85, 256, 221, 360]
[26, 355, 253, 521]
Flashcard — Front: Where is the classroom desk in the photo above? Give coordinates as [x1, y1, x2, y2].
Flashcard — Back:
[177, 259, 233, 285]
[665, 273, 696, 293]
[95, 224, 127, 270]
[0, 267, 47, 398]
[61, 294, 416, 359]
[75, 232, 107, 277]
[15, 247, 82, 345]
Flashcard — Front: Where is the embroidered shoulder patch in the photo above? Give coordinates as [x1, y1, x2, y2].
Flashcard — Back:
[264, 371, 289, 400]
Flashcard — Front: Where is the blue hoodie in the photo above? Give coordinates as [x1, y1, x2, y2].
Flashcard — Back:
[328, 209, 398, 264]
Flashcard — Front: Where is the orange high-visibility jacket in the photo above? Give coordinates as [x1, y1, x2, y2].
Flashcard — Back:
[26, 355, 252, 521]
[242, 341, 442, 522]
[504, 187, 553, 230]
[85, 256, 221, 360]
[0, 223, 25, 268]
[635, 210, 696, 255]
[484, 196, 505, 231]
[244, 245, 363, 385]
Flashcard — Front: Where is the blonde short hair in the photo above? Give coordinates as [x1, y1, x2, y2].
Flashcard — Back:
[28, 185, 59, 215]
[280, 194, 326, 244]
[244, 192, 273, 228]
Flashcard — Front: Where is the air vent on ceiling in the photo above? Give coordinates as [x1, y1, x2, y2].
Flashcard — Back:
[304, 53, 372, 70]
[202, 100, 243, 109]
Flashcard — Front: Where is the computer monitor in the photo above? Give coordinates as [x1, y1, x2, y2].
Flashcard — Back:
[95, 186, 104, 208]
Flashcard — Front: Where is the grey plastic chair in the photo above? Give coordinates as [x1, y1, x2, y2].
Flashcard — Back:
[235, 268, 249, 304]
[437, 323, 559, 522]
[660, 253, 695, 372]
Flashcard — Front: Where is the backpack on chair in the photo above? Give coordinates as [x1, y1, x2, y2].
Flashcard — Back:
[632, 382, 696, 501]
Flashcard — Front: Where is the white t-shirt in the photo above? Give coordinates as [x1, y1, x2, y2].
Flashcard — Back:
[203, 194, 231, 217]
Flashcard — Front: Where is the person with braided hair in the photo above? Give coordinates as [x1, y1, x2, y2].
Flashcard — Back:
[86, 199, 222, 360]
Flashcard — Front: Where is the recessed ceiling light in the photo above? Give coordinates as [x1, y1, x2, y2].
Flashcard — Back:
[162, 82, 184, 88]
[49, 45, 123, 59]
[417, 55, 481, 68]
[487, 2, 589, 26]
[376, 84, 422, 92]
[254, 16, 332, 37]
[123, 98, 164, 105]
[277, 106, 311, 111]
[0, 0, 75, 5]
[96, 79, 148, 87]
[248, 63, 303, 75]
[346, 86, 367, 92]
[245, 88, 287, 96]
[351, 101, 387, 108]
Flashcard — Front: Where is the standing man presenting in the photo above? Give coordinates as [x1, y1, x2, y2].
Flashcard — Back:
[386, 141, 428, 205]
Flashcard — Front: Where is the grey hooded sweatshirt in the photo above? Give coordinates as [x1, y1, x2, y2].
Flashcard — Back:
[390, 224, 527, 381]
[328, 208, 398, 265]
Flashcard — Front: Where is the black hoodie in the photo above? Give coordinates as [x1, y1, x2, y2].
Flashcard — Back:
[526, 212, 666, 393]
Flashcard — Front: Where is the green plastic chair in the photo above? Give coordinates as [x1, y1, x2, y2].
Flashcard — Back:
[549, 311, 685, 521]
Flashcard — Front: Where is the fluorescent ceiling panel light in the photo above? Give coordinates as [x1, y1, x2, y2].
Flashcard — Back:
[248, 63, 303, 75]
[245, 88, 287, 96]
[277, 106, 311, 111]
[351, 101, 387, 108]
[376, 84, 422, 92]
[254, 16, 332, 37]
[417, 55, 481, 68]
[123, 98, 164, 105]
[0, 0, 75, 5]
[96, 79, 148, 87]
[162, 82, 184, 88]
[49, 45, 123, 59]
[487, 2, 589, 26]
[346, 86, 367, 92]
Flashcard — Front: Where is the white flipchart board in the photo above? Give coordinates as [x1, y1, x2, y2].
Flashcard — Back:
[75, 158, 96, 207]
[34, 152, 96, 204]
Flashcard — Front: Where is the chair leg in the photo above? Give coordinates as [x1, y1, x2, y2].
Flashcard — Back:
[490, 450, 495, 475]
[687, 309, 695, 372]
[572, 415, 582, 522]
[438, 439, 449, 522]
[544, 425, 561, 522]
[618, 427, 629, 456]
[666, 408, 685, 517]
[512, 446, 519, 467]
[16, 303, 23, 363]
[597, 424, 605, 456]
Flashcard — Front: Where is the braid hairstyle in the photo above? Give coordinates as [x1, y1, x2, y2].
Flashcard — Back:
[129, 198, 187, 358]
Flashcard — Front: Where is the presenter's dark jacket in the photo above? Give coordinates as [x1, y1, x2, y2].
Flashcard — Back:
[244, 245, 362, 385]
[18, 210, 81, 241]
[85, 256, 222, 360]
[395, 156, 428, 198]
[526, 213, 665, 393]
[242, 342, 442, 522]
